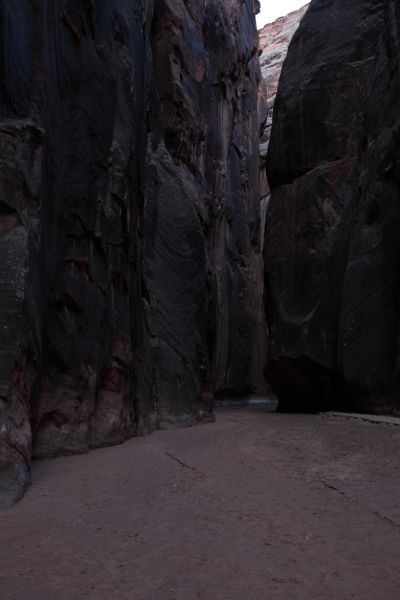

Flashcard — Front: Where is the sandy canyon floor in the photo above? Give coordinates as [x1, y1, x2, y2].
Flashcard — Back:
[1, 407, 400, 599]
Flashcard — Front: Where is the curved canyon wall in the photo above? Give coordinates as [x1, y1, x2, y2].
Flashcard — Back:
[258, 3, 308, 251]
[258, 3, 308, 149]
[265, 0, 400, 414]
[0, 0, 265, 506]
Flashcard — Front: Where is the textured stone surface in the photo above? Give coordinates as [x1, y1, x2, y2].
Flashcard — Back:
[259, 3, 309, 149]
[265, 0, 400, 414]
[0, 0, 265, 505]
[258, 4, 308, 251]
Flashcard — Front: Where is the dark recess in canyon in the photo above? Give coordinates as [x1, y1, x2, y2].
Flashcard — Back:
[0, 0, 266, 506]
[265, 0, 400, 415]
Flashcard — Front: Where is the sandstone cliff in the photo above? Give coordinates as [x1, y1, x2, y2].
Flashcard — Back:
[265, 0, 400, 414]
[258, 4, 308, 247]
[0, 0, 265, 506]
[259, 3, 309, 149]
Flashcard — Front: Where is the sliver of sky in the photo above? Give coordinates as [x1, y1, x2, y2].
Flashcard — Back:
[256, 0, 307, 28]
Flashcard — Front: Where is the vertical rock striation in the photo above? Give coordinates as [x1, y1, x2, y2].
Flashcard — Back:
[265, 0, 400, 414]
[0, 0, 265, 506]
[150, 0, 266, 402]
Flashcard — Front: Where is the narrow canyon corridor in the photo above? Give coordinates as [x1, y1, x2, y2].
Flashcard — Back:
[1, 407, 400, 600]
[1, 2, 400, 596]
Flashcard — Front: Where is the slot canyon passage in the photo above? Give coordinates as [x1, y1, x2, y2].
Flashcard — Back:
[1, 0, 400, 598]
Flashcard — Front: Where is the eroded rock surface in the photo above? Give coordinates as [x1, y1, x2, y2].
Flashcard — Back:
[258, 4, 308, 249]
[0, 0, 265, 506]
[259, 3, 309, 148]
[265, 0, 400, 414]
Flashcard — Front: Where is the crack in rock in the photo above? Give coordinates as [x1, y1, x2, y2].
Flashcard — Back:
[320, 480, 348, 497]
[164, 451, 197, 471]
[320, 480, 400, 529]
[372, 511, 400, 530]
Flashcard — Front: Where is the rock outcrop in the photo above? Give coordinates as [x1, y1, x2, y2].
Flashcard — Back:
[259, 3, 309, 148]
[265, 0, 400, 414]
[0, 0, 265, 506]
[258, 4, 308, 249]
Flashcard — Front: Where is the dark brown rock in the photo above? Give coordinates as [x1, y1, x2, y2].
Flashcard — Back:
[265, 0, 400, 414]
[0, 0, 265, 505]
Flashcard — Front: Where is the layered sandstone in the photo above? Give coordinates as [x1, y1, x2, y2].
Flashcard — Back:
[0, 0, 265, 506]
[265, 0, 400, 414]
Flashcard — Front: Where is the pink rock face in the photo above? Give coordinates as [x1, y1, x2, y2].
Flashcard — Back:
[259, 4, 309, 150]
[259, 7, 309, 104]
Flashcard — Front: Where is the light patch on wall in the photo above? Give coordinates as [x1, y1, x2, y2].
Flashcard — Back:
[256, 0, 308, 28]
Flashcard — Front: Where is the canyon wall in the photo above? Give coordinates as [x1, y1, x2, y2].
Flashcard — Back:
[0, 0, 265, 506]
[258, 3, 308, 148]
[258, 4, 308, 249]
[265, 0, 400, 414]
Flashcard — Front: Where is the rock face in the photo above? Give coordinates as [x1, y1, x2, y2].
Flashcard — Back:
[258, 3, 309, 148]
[0, 0, 265, 506]
[258, 4, 308, 249]
[265, 0, 400, 414]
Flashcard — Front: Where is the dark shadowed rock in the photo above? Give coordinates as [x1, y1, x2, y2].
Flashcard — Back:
[0, 0, 265, 505]
[265, 0, 400, 414]
[258, 3, 308, 268]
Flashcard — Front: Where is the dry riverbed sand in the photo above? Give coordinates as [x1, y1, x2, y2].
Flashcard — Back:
[1, 407, 400, 599]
